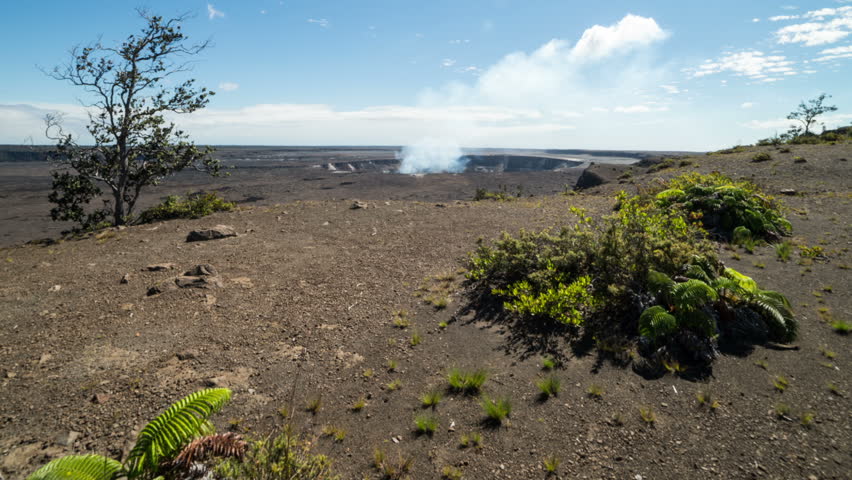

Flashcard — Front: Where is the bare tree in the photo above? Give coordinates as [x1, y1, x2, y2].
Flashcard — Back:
[46, 10, 221, 230]
[787, 93, 838, 137]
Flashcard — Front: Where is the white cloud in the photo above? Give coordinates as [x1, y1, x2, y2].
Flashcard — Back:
[449, 39, 470, 44]
[742, 113, 852, 130]
[691, 50, 795, 81]
[307, 18, 329, 28]
[260, 10, 267, 15]
[569, 14, 668, 61]
[781, 5, 798, 11]
[769, 15, 800, 21]
[741, 102, 755, 108]
[775, 6, 852, 45]
[815, 44, 852, 61]
[218, 82, 240, 92]
[752, 18, 761, 23]
[660, 84, 681, 94]
[614, 104, 668, 113]
[441, 59, 456, 68]
[207, 4, 224, 20]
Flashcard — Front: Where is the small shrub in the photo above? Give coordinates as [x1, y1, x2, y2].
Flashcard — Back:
[754, 359, 769, 370]
[774, 241, 793, 261]
[447, 368, 488, 395]
[752, 152, 772, 162]
[321, 425, 346, 443]
[819, 346, 836, 359]
[392, 310, 410, 329]
[480, 396, 512, 424]
[362, 368, 374, 379]
[773, 376, 789, 392]
[373, 449, 412, 480]
[536, 376, 561, 399]
[442, 465, 463, 480]
[305, 396, 322, 415]
[586, 384, 604, 399]
[774, 402, 792, 419]
[414, 414, 438, 436]
[459, 432, 482, 448]
[138, 192, 235, 224]
[421, 390, 443, 409]
[386, 360, 398, 372]
[801, 411, 815, 428]
[351, 397, 367, 412]
[386, 379, 403, 391]
[438, 321, 448, 329]
[410, 331, 422, 346]
[217, 427, 334, 480]
[827, 383, 840, 396]
[543, 455, 560, 475]
[639, 406, 656, 425]
[831, 320, 851, 334]
[541, 356, 556, 371]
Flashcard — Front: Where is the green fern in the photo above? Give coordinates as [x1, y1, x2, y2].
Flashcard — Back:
[125, 388, 231, 478]
[27, 454, 123, 480]
[670, 279, 718, 312]
[639, 306, 677, 341]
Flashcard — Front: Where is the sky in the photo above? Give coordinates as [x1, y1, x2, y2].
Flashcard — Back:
[2, 0, 852, 151]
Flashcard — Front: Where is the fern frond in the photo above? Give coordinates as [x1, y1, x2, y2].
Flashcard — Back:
[27, 454, 123, 480]
[671, 279, 718, 312]
[710, 277, 747, 302]
[684, 264, 711, 283]
[647, 270, 674, 295]
[172, 432, 247, 469]
[748, 292, 797, 342]
[723, 267, 758, 293]
[125, 388, 231, 478]
[639, 306, 677, 341]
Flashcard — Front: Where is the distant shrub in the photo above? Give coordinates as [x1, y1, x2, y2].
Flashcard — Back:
[751, 152, 772, 162]
[653, 172, 791, 242]
[473, 184, 524, 201]
[138, 192, 235, 223]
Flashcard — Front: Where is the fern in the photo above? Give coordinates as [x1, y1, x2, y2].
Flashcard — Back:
[748, 291, 797, 342]
[639, 306, 677, 341]
[670, 279, 718, 312]
[27, 454, 123, 480]
[125, 388, 231, 478]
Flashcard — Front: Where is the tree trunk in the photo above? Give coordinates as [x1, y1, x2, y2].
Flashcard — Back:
[113, 189, 126, 226]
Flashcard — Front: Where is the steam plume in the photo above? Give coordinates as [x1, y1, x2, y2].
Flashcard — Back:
[398, 138, 468, 174]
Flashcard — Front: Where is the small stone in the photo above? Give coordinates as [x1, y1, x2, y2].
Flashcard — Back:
[120, 273, 131, 284]
[92, 393, 111, 405]
[184, 264, 218, 276]
[350, 200, 368, 209]
[174, 275, 223, 289]
[176, 350, 197, 361]
[38, 353, 53, 365]
[48, 285, 61, 292]
[145, 263, 177, 271]
[186, 225, 237, 242]
[780, 189, 797, 195]
[56, 431, 81, 447]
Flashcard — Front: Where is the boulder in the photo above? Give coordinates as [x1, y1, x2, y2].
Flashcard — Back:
[144, 263, 176, 272]
[186, 225, 237, 242]
[184, 264, 218, 276]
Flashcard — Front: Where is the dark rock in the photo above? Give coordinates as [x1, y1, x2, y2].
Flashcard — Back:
[176, 350, 198, 361]
[793, 157, 807, 164]
[144, 263, 176, 272]
[350, 200, 368, 209]
[174, 275, 223, 289]
[575, 169, 605, 190]
[184, 264, 218, 277]
[780, 189, 797, 195]
[120, 273, 131, 284]
[186, 225, 237, 242]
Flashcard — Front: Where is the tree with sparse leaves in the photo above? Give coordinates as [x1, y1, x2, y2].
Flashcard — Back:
[787, 93, 838, 137]
[45, 10, 221, 231]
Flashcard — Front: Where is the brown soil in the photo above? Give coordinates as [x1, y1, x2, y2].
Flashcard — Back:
[0, 144, 850, 479]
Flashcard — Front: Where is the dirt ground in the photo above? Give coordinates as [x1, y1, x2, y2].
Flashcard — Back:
[0, 144, 850, 479]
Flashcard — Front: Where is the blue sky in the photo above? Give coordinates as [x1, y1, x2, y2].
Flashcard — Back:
[2, 1, 851, 150]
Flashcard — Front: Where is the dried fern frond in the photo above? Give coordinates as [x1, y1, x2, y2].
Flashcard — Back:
[172, 432, 247, 468]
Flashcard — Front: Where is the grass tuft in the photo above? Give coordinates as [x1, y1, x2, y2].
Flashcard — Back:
[305, 396, 322, 415]
[536, 376, 561, 399]
[447, 368, 488, 395]
[386, 379, 403, 392]
[480, 396, 512, 425]
[410, 331, 422, 346]
[421, 390, 443, 409]
[639, 406, 656, 425]
[414, 414, 438, 436]
[542, 455, 560, 475]
[586, 384, 604, 399]
[773, 376, 790, 392]
[441, 465, 463, 480]
[459, 432, 482, 449]
[351, 397, 367, 412]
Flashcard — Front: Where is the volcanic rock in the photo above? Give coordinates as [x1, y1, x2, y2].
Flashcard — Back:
[144, 263, 176, 272]
[186, 225, 237, 242]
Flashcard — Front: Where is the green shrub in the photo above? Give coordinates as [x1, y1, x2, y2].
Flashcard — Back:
[751, 152, 772, 162]
[473, 185, 523, 201]
[138, 192, 235, 223]
[414, 414, 439, 436]
[217, 427, 336, 480]
[536, 376, 561, 398]
[654, 172, 791, 241]
[467, 196, 712, 335]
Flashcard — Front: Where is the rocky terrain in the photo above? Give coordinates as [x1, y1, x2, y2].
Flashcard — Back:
[0, 144, 850, 479]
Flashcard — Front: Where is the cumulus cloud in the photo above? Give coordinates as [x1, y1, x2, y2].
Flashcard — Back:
[569, 14, 668, 61]
[741, 102, 755, 108]
[691, 50, 795, 81]
[218, 82, 239, 92]
[441, 59, 457, 68]
[775, 6, 852, 45]
[207, 4, 224, 20]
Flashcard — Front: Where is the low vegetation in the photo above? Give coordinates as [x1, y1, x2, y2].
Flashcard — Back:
[480, 396, 512, 425]
[447, 368, 488, 395]
[138, 192, 235, 224]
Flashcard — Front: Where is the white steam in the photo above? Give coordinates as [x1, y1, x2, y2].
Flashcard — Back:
[398, 138, 468, 174]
